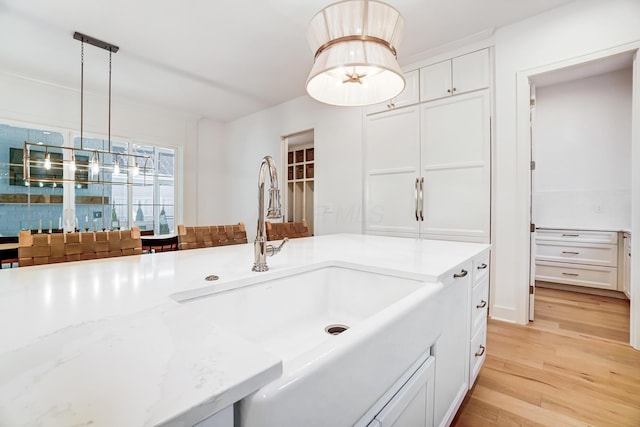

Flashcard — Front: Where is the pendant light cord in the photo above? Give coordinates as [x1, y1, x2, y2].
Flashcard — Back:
[108, 51, 112, 152]
[80, 41, 84, 150]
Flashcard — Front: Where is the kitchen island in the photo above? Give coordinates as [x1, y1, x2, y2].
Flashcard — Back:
[0, 234, 489, 426]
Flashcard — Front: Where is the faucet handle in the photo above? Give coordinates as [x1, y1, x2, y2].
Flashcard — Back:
[266, 237, 289, 257]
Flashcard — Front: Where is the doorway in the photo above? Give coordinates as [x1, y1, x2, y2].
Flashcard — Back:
[523, 50, 637, 346]
[281, 129, 315, 235]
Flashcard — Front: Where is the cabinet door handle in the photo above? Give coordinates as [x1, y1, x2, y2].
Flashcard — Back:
[452, 87, 457, 93]
[453, 269, 468, 278]
[562, 272, 579, 277]
[414, 178, 419, 221]
[562, 251, 580, 255]
[562, 233, 580, 237]
[447, 88, 451, 93]
[419, 177, 424, 221]
[475, 345, 486, 357]
[476, 300, 487, 309]
[477, 263, 488, 270]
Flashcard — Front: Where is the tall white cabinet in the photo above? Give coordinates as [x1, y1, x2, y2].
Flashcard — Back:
[365, 49, 491, 243]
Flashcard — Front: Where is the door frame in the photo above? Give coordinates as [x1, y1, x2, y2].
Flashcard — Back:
[515, 41, 640, 349]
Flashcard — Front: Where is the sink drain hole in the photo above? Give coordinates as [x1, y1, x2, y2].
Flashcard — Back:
[325, 324, 349, 335]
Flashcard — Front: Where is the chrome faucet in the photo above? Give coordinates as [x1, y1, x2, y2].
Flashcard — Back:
[252, 155, 288, 272]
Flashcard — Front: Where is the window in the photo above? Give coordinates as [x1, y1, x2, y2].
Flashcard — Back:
[0, 122, 177, 236]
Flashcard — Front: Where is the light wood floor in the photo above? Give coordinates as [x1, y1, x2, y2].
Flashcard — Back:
[452, 287, 640, 427]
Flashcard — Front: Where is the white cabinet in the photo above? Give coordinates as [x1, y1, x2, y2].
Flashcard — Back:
[535, 229, 619, 291]
[366, 356, 435, 427]
[469, 250, 490, 387]
[622, 233, 631, 298]
[367, 70, 420, 115]
[420, 91, 491, 242]
[365, 106, 421, 236]
[364, 90, 490, 243]
[420, 49, 490, 102]
[434, 263, 471, 427]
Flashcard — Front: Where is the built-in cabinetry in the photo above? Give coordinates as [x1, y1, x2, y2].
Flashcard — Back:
[366, 69, 420, 115]
[434, 248, 490, 427]
[622, 232, 631, 298]
[286, 146, 314, 234]
[535, 229, 619, 291]
[469, 251, 489, 386]
[364, 353, 435, 427]
[364, 48, 491, 243]
[419, 49, 490, 102]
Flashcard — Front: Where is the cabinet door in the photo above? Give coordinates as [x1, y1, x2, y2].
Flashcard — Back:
[420, 91, 490, 242]
[434, 266, 471, 427]
[367, 70, 420, 115]
[365, 106, 421, 236]
[368, 356, 435, 427]
[420, 60, 452, 102]
[451, 49, 490, 95]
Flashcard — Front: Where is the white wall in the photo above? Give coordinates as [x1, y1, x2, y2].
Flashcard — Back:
[0, 71, 200, 225]
[196, 95, 364, 236]
[534, 68, 632, 230]
[493, 0, 640, 323]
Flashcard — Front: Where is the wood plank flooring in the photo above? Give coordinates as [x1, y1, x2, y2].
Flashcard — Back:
[452, 287, 640, 427]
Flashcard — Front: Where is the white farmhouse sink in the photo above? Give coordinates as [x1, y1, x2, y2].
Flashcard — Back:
[177, 263, 443, 427]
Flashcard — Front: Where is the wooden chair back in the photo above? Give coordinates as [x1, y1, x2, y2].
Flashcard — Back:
[265, 220, 312, 241]
[18, 227, 142, 267]
[177, 223, 247, 250]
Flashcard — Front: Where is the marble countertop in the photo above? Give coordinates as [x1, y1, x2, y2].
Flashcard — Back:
[0, 233, 489, 426]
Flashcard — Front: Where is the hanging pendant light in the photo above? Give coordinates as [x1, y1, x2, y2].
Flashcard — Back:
[306, 0, 405, 106]
[132, 161, 140, 176]
[91, 151, 100, 174]
[69, 153, 76, 172]
[113, 157, 120, 175]
[44, 151, 52, 170]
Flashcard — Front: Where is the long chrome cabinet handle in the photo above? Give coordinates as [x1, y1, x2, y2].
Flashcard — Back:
[414, 178, 419, 221]
[419, 177, 424, 221]
[562, 251, 580, 255]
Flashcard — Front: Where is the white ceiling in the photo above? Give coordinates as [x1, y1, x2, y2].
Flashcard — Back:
[0, 0, 576, 122]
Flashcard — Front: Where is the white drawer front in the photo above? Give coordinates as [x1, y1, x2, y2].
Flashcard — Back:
[469, 324, 486, 387]
[473, 250, 490, 284]
[536, 229, 617, 244]
[535, 241, 617, 267]
[535, 261, 618, 290]
[471, 277, 488, 334]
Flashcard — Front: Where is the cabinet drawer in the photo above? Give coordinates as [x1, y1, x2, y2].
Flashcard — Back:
[536, 229, 617, 244]
[473, 250, 490, 284]
[535, 241, 617, 267]
[535, 261, 617, 290]
[471, 277, 488, 334]
[469, 324, 486, 387]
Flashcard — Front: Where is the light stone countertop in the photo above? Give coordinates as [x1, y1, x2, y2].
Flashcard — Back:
[0, 233, 489, 426]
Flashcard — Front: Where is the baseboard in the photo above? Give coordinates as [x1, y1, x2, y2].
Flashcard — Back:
[536, 281, 629, 300]
[489, 305, 519, 323]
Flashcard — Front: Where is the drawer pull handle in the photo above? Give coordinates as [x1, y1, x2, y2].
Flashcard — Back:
[476, 300, 487, 309]
[453, 269, 468, 278]
[562, 251, 580, 255]
[477, 263, 488, 270]
[562, 233, 580, 237]
[475, 345, 486, 357]
[562, 272, 579, 277]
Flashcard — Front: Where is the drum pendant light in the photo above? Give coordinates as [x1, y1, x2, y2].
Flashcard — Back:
[306, 0, 405, 107]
